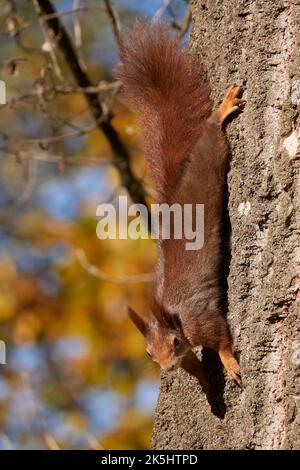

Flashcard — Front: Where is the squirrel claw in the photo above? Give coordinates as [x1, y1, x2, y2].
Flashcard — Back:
[218, 346, 242, 387]
[226, 358, 242, 387]
[204, 395, 212, 413]
[228, 371, 242, 387]
[218, 84, 245, 123]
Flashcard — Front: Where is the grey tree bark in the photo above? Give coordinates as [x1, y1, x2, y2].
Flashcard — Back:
[151, 0, 300, 450]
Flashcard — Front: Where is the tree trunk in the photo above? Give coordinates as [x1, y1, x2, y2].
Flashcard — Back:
[151, 0, 300, 450]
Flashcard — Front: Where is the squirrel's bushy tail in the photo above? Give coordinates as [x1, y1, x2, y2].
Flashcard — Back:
[117, 20, 212, 197]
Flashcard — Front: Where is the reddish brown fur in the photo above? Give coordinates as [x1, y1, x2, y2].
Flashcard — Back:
[120, 21, 243, 394]
[118, 20, 212, 200]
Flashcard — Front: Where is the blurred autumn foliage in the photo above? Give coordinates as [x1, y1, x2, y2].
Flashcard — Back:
[0, 0, 189, 449]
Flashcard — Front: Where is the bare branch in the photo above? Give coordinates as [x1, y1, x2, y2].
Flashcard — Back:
[32, 0, 149, 221]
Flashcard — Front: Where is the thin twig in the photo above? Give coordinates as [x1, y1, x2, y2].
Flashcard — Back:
[103, 0, 121, 48]
[33, 0, 64, 81]
[42, 6, 88, 20]
[154, 0, 174, 20]
[54, 81, 121, 95]
[21, 371, 61, 450]
[5, 81, 120, 109]
[5, 0, 36, 51]
[76, 248, 155, 284]
[87, 434, 104, 450]
[177, 5, 192, 39]
[15, 122, 96, 145]
[11, 155, 38, 208]
[72, 0, 87, 72]
[1, 146, 111, 166]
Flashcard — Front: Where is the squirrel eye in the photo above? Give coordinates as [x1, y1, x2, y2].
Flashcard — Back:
[173, 337, 180, 349]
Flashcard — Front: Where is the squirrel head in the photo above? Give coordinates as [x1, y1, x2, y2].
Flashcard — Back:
[128, 303, 190, 372]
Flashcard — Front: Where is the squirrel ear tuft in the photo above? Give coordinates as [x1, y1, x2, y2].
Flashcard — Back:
[127, 306, 148, 337]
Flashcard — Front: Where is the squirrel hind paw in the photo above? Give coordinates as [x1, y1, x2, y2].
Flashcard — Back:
[218, 84, 246, 123]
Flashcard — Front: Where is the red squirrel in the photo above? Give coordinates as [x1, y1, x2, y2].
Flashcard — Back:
[118, 20, 245, 399]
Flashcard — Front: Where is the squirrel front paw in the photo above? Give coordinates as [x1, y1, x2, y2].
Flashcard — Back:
[223, 356, 242, 386]
[218, 344, 242, 386]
